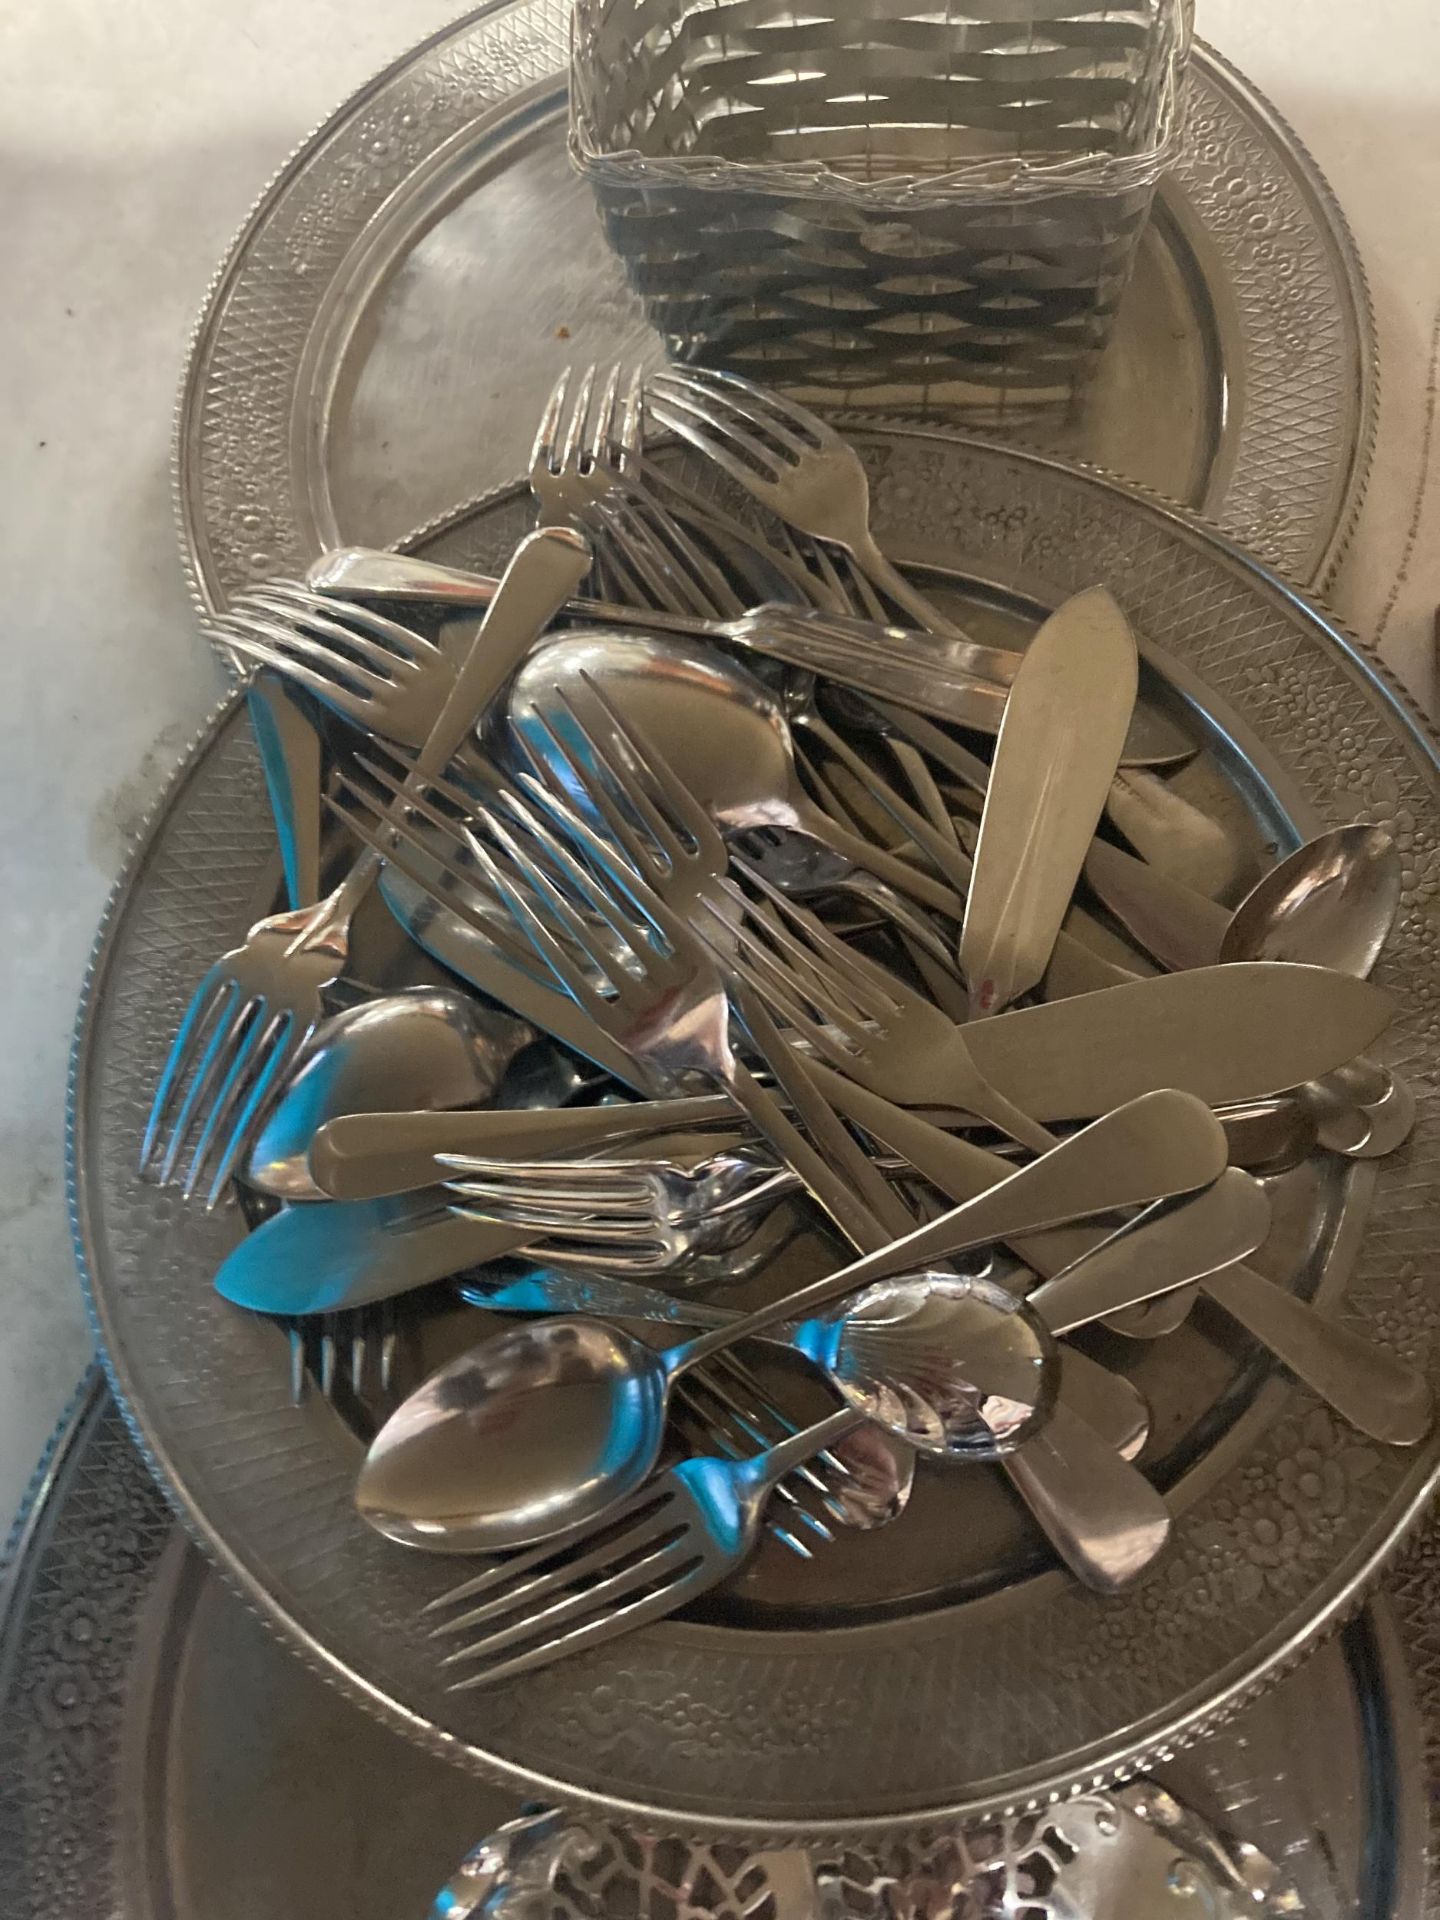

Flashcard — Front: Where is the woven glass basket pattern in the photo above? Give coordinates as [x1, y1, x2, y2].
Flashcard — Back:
[571, 0, 1193, 412]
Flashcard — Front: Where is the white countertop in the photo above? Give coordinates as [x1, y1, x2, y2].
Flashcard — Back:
[1, 0, 1436, 1528]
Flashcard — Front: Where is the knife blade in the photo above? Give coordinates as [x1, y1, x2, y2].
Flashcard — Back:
[215, 1189, 538, 1315]
[961, 586, 1139, 1017]
[962, 962, 1393, 1122]
[1082, 835, 1233, 971]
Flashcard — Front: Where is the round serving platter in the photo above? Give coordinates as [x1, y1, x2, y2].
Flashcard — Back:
[176, 5, 1375, 621]
[0, 1372, 1431, 1919]
[71, 428, 1440, 1838]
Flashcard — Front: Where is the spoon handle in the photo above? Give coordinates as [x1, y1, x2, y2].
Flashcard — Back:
[1201, 1265, 1432, 1446]
[1006, 1400, 1172, 1594]
[670, 1090, 1227, 1371]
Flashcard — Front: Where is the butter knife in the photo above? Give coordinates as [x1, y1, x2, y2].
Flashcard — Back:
[961, 586, 1138, 1017]
[962, 962, 1393, 1122]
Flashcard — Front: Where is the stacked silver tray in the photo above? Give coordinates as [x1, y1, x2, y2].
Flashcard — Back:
[7, 0, 1437, 1909]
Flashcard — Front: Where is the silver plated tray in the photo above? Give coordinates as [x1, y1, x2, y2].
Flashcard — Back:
[0, 1372, 1431, 1919]
[71, 430, 1440, 1838]
[175, 4, 1375, 620]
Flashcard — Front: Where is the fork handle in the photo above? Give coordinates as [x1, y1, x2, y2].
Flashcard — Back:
[848, 530, 966, 637]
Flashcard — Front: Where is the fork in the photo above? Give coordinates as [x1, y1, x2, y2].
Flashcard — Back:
[140, 528, 590, 1204]
[647, 367, 967, 635]
[443, 1142, 804, 1276]
[289, 1300, 402, 1440]
[421, 1403, 864, 1688]
[215, 585, 457, 751]
[525, 678, 1055, 1156]
[533, 362, 839, 617]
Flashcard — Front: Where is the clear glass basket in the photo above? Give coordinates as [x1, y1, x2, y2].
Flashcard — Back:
[571, 0, 1194, 415]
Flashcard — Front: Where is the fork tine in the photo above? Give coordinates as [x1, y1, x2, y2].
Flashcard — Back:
[480, 805, 626, 995]
[584, 511, 659, 613]
[585, 497, 698, 618]
[736, 865, 900, 1022]
[531, 366, 571, 476]
[585, 363, 622, 470]
[325, 783, 538, 975]
[445, 1559, 707, 1691]
[242, 582, 442, 655]
[217, 632, 379, 717]
[617, 364, 645, 462]
[180, 999, 284, 1201]
[140, 970, 230, 1172]
[224, 614, 394, 697]
[624, 488, 747, 620]
[521, 699, 671, 890]
[238, 593, 426, 675]
[648, 388, 784, 489]
[425, 1482, 677, 1617]
[431, 1502, 686, 1641]
[659, 371, 814, 464]
[199, 1012, 302, 1209]
[559, 364, 596, 478]
[439, 1531, 700, 1674]
[670, 367, 831, 455]
[563, 676, 722, 876]
[723, 916, 854, 1044]
[684, 1367, 836, 1511]
[153, 983, 247, 1186]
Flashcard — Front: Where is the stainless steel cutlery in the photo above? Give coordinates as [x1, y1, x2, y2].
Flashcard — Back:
[146, 367, 1432, 1673]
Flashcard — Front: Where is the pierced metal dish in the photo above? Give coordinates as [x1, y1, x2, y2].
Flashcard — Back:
[175, 4, 1374, 621]
[71, 432, 1440, 1839]
[0, 1373, 1430, 1918]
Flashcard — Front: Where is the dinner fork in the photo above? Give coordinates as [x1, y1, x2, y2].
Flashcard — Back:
[289, 1300, 402, 1438]
[422, 1403, 865, 1687]
[140, 528, 590, 1204]
[648, 367, 965, 635]
[523, 678, 1056, 1156]
[534, 362, 841, 617]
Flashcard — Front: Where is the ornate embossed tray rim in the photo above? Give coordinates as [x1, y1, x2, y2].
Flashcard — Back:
[71, 432, 1440, 1841]
[0, 1373, 1433, 1918]
[173, 0, 1376, 624]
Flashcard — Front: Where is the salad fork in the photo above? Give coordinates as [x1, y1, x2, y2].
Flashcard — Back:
[140, 528, 590, 1203]
[648, 366, 963, 634]
[216, 585, 457, 750]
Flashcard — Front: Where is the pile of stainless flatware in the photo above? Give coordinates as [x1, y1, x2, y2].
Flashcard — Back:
[142, 362, 1431, 1681]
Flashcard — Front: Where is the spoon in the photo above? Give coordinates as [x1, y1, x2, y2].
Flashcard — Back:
[1221, 826, 1413, 1159]
[360, 1270, 1056, 1553]
[458, 1265, 1156, 1460]
[356, 1096, 1209, 1553]
[505, 628, 962, 918]
[1104, 826, 1404, 1339]
[243, 988, 533, 1201]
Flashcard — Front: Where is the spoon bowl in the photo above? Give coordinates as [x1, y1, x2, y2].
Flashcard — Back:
[1221, 826, 1400, 976]
[358, 1317, 667, 1553]
[245, 987, 532, 1201]
[506, 629, 957, 912]
[357, 1271, 1057, 1552]
[794, 1273, 1056, 1458]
